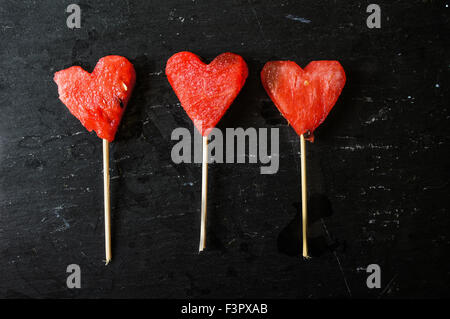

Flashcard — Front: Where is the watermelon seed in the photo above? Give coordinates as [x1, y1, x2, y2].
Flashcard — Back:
[304, 130, 312, 138]
[118, 98, 124, 108]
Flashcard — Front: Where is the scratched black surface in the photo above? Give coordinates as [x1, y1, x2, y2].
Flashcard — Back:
[0, 0, 449, 299]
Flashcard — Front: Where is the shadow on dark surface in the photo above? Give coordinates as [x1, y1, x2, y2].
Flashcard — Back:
[115, 54, 153, 142]
[277, 193, 341, 257]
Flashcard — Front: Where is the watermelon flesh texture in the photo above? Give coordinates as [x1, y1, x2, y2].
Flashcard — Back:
[54, 55, 136, 142]
[166, 52, 248, 136]
[261, 60, 345, 141]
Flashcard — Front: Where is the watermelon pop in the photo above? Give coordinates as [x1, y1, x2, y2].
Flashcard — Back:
[54, 55, 136, 264]
[261, 60, 346, 258]
[166, 52, 248, 251]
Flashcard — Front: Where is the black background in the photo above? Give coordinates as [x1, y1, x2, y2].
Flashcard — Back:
[0, 0, 449, 299]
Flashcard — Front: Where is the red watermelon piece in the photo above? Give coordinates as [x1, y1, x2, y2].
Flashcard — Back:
[166, 52, 248, 136]
[261, 60, 346, 141]
[54, 55, 136, 142]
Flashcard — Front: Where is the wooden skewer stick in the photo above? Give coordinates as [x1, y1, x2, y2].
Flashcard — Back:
[103, 139, 112, 265]
[199, 135, 208, 252]
[300, 134, 310, 259]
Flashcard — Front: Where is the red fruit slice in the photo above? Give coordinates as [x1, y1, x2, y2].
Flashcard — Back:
[54, 55, 136, 142]
[166, 52, 248, 136]
[261, 60, 346, 141]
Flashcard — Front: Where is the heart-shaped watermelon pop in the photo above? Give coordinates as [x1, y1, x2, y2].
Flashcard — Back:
[166, 51, 248, 135]
[54, 55, 136, 264]
[261, 60, 345, 258]
[166, 51, 248, 252]
[54, 55, 136, 142]
[261, 60, 346, 141]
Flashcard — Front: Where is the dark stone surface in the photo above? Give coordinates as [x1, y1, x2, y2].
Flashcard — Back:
[0, 0, 449, 298]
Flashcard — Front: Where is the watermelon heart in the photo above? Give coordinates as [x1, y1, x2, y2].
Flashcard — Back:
[261, 60, 346, 141]
[166, 52, 248, 136]
[54, 55, 136, 142]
